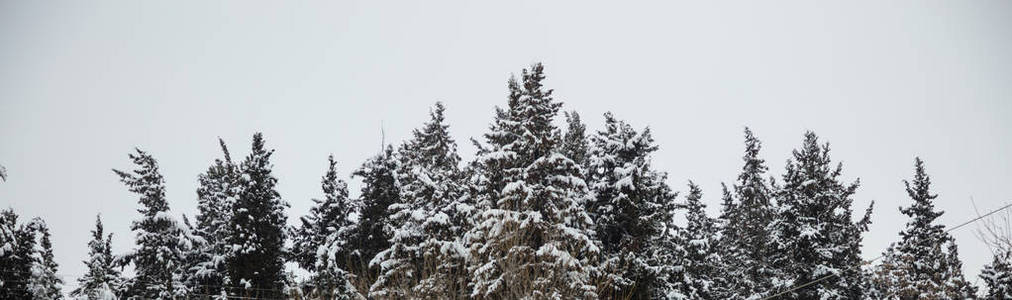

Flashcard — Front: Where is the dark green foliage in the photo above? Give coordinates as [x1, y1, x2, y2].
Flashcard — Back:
[292, 155, 352, 271]
[113, 148, 189, 298]
[226, 133, 289, 297]
[586, 112, 677, 299]
[188, 139, 239, 294]
[562, 110, 589, 167]
[73, 215, 125, 299]
[675, 182, 722, 299]
[348, 146, 400, 279]
[467, 63, 600, 299]
[718, 127, 778, 298]
[0, 209, 33, 299]
[871, 158, 976, 298]
[982, 251, 1012, 299]
[29, 221, 63, 299]
[292, 154, 358, 297]
[766, 132, 872, 299]
[370, 102, 469, 298]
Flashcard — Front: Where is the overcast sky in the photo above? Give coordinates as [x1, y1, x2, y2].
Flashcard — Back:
[2, 0, 1011, 293]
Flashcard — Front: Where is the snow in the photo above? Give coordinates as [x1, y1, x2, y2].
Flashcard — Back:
[799, 226, 820, 239]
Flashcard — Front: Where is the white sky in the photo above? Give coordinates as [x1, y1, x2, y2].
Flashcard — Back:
[2, 0, 1010, 293]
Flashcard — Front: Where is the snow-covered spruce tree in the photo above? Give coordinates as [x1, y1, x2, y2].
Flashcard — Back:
[292, 155, 348, 271]
[177, 214, 212, 297]
[27, 219, 63, 299]
[981, 250, 1012, 299]
[0, 209, 34, 299]
[646, 190, 684, 300]
[466, 63, 600, 299]
[113, 148, 190, 299]
[187, 138, 239, 296]
[714, 185, 741, 299]
[72, 215, 126, 300]
[347, 145, 399, 291]
[408, 103, 474, 299]
[226, 133, 289, 297]
[0, 209, 21, 296]
[370, 102, 470, 299]
[943, 240, 975, 296]
[717, 127, 779, 299]
[715, 182, 735, 281]
[674, 182, 722, 299]
[870, 158, 975, 298]
[586, 112, 677, 299]
[765, 132, 873, 299]
[291, 154, 361, 298]
[561, 110, 589, 168]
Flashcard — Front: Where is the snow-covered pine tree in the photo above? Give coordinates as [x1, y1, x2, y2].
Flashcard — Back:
[26, 219, 63, 300]
[646, 189, 685, 300]
[176, 214, 211, 297]
[716, 182, 735, 250]
[466, 63, 600, 299]
[718, 127, 778, 298]
[293, 155, 348, 271]
[714, 184, 740, 299]
[72, 215, 125, 300]
[585, 112, 677, 298]
[0, 209, 34, 299]
[370, 102, 469, 298]
[226, 133, 289, 297]
[410, 103, 474, 299]
[292, 154, 361, 298]
[188, 138, 239, 295]
[765, 132, 873, 299]
[0, 210, 20, 293]
[981, 251, 1012, 299]
[870, 158, 975, 298]
[113, 148, 190, 299]
[944, 240, 976, 296]
[347, 145, 399, 290]
[561, 110, 589, 168]
[674, 182, 721, 299]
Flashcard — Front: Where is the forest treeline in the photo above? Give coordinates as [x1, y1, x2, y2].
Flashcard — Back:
[2, 63, 1012, 299]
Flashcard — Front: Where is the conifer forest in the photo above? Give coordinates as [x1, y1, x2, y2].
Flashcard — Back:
[2, 63, 1010, 299]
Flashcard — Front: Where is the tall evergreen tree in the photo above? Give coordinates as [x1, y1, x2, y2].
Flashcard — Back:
[981, 251, 1012, 300]
[27, 219, 63, 300]
[561, 110, 589, 167]
[870, 158, 975, 298]
[675, 182, 721, 299]
[292, 154, 361, 298]
[943, 240, 975, 296]
[719, 127, 778, 298]
[189, 139, 239, 295]
[0, 209, 19, 293]
[766, 132, 873, 299]
[370, 102, 470, 298]
[0, 209, 33, 299]
[586, 112, 677, 299]
[347, 145, 399, 290]
[466, 63, 600, 299]
[72, 215, 125, 300]
[113, 148, 190, 299]
[647, 190, 685, 300]
[226, 133, 289, 297]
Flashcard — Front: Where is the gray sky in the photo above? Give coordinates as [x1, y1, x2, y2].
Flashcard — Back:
[2, 0, 1010, 293]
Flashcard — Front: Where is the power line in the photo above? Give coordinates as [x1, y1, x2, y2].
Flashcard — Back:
[759, 201, 1012, 300]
